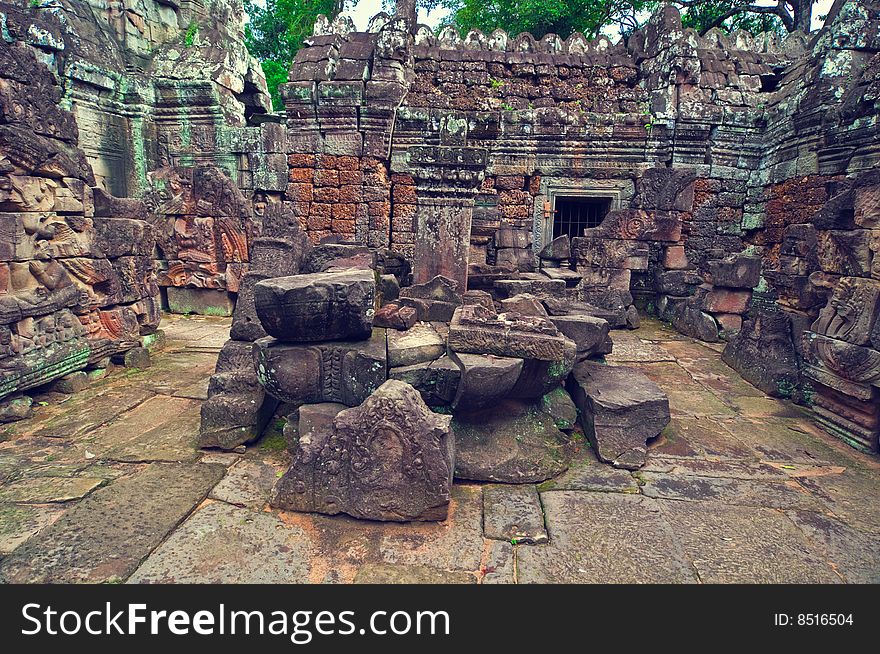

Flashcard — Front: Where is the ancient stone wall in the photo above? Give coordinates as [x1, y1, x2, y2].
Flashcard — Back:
[0, 0, 275, 312]
[1, 38, 159, 412]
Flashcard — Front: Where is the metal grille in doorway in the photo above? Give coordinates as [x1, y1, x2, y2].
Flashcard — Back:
[553, 196, 612, 239]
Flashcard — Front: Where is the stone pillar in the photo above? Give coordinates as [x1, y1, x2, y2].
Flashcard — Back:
[407, 146, 487, 289]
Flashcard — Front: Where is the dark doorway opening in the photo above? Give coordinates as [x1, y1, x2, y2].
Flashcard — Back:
[553, 196, 612, 239]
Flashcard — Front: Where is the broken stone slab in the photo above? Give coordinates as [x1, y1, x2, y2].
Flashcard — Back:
[539, 267, 582, 285]
[387, 322, 445, 367]
[230, 272, 269, 342]
[540, 387, 579, 431]
[199, 341, 278, 451]
[50, 371, 89, 394]
[272, 380, 454, 522]
[398, 275, 463, 322]
[494, 277, 566, 299]
[373, 302, 418, 330]
[208, 460, 280, 510]
[538, 234, 571, 261]
[461, 289, 495, 311]
[389, 355, 461, 407]
[304, 243, 374, 274]
[254, 270, 376, 342]
[722, 308, 802, 399]
[282, 402, 345, 455]
[509, 342, 577, 399]
[448, 304, 574, 362]
[0, 394, 33, 423]
[466, 263, 518, 289]
[541, 296, 628, 328]
[450, 352, 523, 411]
[115, 346, 152, 369]
[483, 484, 548, 544]
[377, 273, 400, 302]
[500, 293, 548, 317]
[452, 400, 579, 483]
[254, 329, 387, 407]
[550, 314, 612, 360]
[708, 254, 761, 289]
[567, 361, 670, 470]
[0, 463, 226, 583]
[671, 300, 719, 343]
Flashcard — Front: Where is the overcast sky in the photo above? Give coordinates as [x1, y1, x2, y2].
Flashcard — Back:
[340, 0, 835, 33]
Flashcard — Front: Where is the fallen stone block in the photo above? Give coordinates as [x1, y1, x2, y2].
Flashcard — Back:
[672, 301, 719, 343]
[453, 400, 578, 483]
[567, 362, 670, 470]
[448, 304, 574, 362]
[254, 329, 387, 406]
[708, 254, 761, 289]
[373, 302, 418, 330]
[550, 314, 611, 360]
[450, 351, 523, 410]
[389, 356, 461, 407]
[254, 270, 376, 342]
[398, 275, 463, 322]
[272, 380, 454, 521]
[500, 293, 548, 317]
[387, 322, 445, 367]
[538, 234, 571, 261]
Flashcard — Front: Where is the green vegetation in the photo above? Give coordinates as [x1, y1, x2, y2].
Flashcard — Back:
[244, 0, 350, 111]
[184, 20, 199, 48]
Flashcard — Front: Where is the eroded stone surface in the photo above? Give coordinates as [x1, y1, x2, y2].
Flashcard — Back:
[272, 380, 454, 521]
[129, 502, 313, 584]
[483, 484, 548, 544]
[567, 361, 671, 469]
[517, 492, 696, 583]
[0, 463, 224, 583]
[453, 400, 579, 483]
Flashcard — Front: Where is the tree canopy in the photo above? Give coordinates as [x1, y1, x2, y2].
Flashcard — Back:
[244, 0, 351, 109]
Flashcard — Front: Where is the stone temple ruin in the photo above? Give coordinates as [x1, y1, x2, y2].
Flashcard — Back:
[0, 0, 878, 523]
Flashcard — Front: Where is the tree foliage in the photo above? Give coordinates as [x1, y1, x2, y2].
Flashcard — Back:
[421, 0, 651, 39]
[244, 0, 350, 109]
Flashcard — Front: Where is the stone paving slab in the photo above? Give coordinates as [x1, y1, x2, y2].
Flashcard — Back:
[0, 462, 224, 583]
[353, 564, 476, 584]
[482, 485, 548, 544]
[653, 417, 756, 460]
[0, 475, 105, 503]
[658, 500, 841, 583]
[86, 396, 201, 463]
[481, 541, 515, 584]
[517, 492, 698, 583]
[4, 387, 155, 442]
[102, 397, 203, 464]
[606, 332, 676, 363]
[129, 501, 313, 584]
[273, 485, 486, 584]
[641, 456, 790, 481]
[639, 472, 825, 511]
[537, 451, 639, 493]
[209, 459, 280, 510]
[784, 510, 880, 584]
[0, 503, 63, 555]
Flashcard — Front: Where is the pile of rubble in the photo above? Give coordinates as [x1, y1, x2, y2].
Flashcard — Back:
[202, 234, 671, 521]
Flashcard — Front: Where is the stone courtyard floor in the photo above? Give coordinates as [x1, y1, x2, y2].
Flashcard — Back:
[0, 314, 878, 584]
